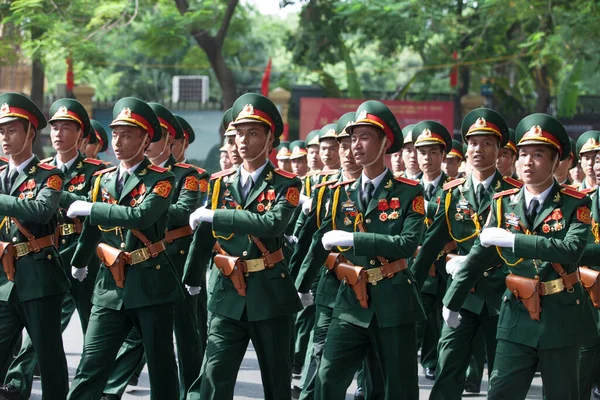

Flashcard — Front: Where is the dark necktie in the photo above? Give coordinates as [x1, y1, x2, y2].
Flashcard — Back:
[362, 181, 375, 207]
[61, 164, 68, 175]
[476, 183, 486, 208]
[118, 171, 130, 194]
[425, 183, 435, 201]
[241, 175, 254, 202]
[527, 198, 540, 225]
[5, 168, 18, 193]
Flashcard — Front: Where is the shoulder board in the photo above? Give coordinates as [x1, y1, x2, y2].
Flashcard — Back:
[443, 177, 466, 191]
[331, 179, 356, 189]
[93, 166, 118, 176]
[148, 165, 168, 173]
[306, 170, 321, 176]
[39, 157, 53, 164]
[174, 162, 193, 169]
[493, 188, 520, 199]
[502, 176, 523, 188]
[274, 168, 297, 179]
[315, 179, 338, 189]
[196, 167, 207, 175]
[580, 187, 596, 195]
[0, 156, 8, 163]
[210, 168, 236, 181]
[83, 158, 103, 166]
[319, 170, 338, 176]
[394, 176, 419, 186]
[37, 163, 56, 171]
[561, 186, 587, 199]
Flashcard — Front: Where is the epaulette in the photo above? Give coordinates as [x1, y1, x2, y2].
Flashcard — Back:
[147, 165, 168, 173]
[443, 177, 466, 191]
[37, 163, 56, 171]
[210, 168, 236, 181]
[315, 179, 338, 189]
[83, 158, 103, 166]
[580, 187, 596, 195]
[319, 170, 338, 176]
[39, 157, 53, 164]
[174, 162, 193, 169]
[196, 167, 207, 175]
[493, 188, 520, 199]
[274, 168, 297, 179]
[330, 179, 356, 189]
[502, 176, 524, 188]
[0, 156, 9, 163]
[561, 186, 587, 199]
[93, 166, 117, 176]
[394, 176, 419, 186]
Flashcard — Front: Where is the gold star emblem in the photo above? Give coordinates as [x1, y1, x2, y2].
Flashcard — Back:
[422, 128, 432, 137]
[265, 171, 273, 182]
[475, 117, 487, 128]
[0, 103, 9, 116]
[553, 192, 560, 203]
[55, 106, 69, 118]
[238, 104, 254, 119]
[384, 179, 393, 190]
[530, 125, 543, 136]
[357, 110, 367, 121]
[118, 107, 132, 119]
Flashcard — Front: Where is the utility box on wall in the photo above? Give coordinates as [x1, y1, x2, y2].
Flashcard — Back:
[172, 75, 209, 103]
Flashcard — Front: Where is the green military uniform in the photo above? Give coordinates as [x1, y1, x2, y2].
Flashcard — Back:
[302, 130, 322, 197]
[409, 121, 453, 380]
[67, 97, 183, 400]
[101, 104, 209, 400]
[277, 141, 292, 160]
[314, 101, 425, 400]
[444, 139, 466, 180]
[91, 119, 110, 155]
[444, 113, 598, 399]
[577, 131, 599, 191]
[0, 93, 70, 399]
[3, 99, 107, 399]
[184, 93, 303, 400]
[411, 108, 520, 400]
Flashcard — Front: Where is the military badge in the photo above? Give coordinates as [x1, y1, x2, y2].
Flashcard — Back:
[388, 198, 400, 220]
[384, 179, 393, 190]
[379, 212, 388, 222]
[577, 206, 591, 224]
[0, 103, 9, 116]
[542, 223, 551, 233]
[117, 107, 132, 119]
[184, 175, 199, 191]
[153, 180, 172, 198]
[504, 213, 520, 227]
[198, 178, 208, 193]
[412, 196, 425, 215]
[47, 175, 62, 191]
[257, 203, 265, 212]
[343, 216, 352, 226]
[286, 187, 300, 207]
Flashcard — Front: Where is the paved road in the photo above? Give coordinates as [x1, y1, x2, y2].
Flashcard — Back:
[29, 312, 546, 399]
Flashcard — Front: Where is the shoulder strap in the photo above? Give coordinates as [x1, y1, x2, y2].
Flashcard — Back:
[10, 218, 35, 240]
[130, 229, 152, 247]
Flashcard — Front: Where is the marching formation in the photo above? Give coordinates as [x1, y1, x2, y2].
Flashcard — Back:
[0, 90, 598, 400]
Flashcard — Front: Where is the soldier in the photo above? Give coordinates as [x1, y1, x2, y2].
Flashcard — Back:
[221, 108, 242, 167]
[2, 98, 106, 400]
[0, 92, 69, 400]
[442, 139, 466, 179]
[399, 124, 423, 180]
[277, 141, 293, 172]
[577, 130, 599, 191]
[496, 128, 518, 178]
[290, 140, 309, 179]
[315, 100, 425, 400]
[554, 138, 577, 186]
[389, 148, 405, 177]
[219, 139, 233, 171]
[171, 114, 196, 164]
[303, 130, 324, 197]
[411, 121, 453, 382]
[84, 120, 110, 159]
[444, 114, 597, 399]
[65, 97, 182, 399]
[411, 108, 521, 400]
[184, 93, 302, 400]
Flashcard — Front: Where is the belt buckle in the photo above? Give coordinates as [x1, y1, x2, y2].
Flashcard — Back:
[60, 224, 75, 236]
[129, 247, 150, 265]
[366, 268, 383, 285]
[14, 243, 29, 258]
[542, 278, 564, 295]
[245, 258, 265, 273]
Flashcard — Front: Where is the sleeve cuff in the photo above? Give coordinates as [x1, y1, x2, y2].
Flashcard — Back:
[212, 209, 236, 232]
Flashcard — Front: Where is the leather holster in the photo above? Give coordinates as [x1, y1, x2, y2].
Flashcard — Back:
[0, 242, 15, 281]
[214, 254, 247, 297]
[505, 274, 540, 321]
[96, 243, 126, 288]
[335, 263, 368, 309]
[580, 267, 600, 308]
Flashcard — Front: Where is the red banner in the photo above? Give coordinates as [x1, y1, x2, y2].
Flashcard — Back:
[299, 98, 454, 139]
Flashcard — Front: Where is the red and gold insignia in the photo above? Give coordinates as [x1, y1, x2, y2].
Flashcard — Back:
[0, 103, 9, 115]
[153, 180, 172, 198]
[257, 203, 265, 212]
[551, 209, 563, 220]
[117, 107, 132, 119]
[577, 206, 591, 224]
[542, 224, 551, 233]
[389, 197, 400, 209]
[46, 175, 62, 190]
[184, 175, 199, 191]
[238, 104, 255, 118]
[286, 186, 300, 207]
[378, 199, 389, 211]
[198, 179, 208, 193]
[412, 195, 425, 215]
[379, 212, 388, 222]
[475, 117, 487, 128]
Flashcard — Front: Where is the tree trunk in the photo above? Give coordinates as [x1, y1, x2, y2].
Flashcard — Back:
[30, 27, 45, 156]
[533, 66, 551, 113]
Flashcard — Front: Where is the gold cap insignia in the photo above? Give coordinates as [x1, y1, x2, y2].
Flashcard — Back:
[475, 117, 487, 128]
[238, 104, 255, 119]
[357, 110, 367, 120]
[118, 107, 132, 119]
[587, 137, 597, 146]
[0, 103, 9, 116]
[422, 128, 432, 137]
[325, 128, 336, 137]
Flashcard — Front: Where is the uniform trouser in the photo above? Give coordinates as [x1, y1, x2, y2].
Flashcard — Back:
[103, 292, 203, 400]
[488, 339, 580, 400]
[299, 305, 332, 400]
[67, 303, 179, 400]
[429, 307, 498, 400]
[415, 292, 441, 370]
[0, 292, 68, 400]
[465, 327, 486, 388]
[186, 312, 294, 400]
[294, 303, 316, 371]
[317, 317, 418, 400]
[578, 337, 600, 400]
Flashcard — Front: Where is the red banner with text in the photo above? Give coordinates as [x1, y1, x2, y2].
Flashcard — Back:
[299, 98, 454, 139]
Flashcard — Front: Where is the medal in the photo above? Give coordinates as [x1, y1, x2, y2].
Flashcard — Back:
[542, 224, 550, 233]
[379, 212, 388, 222]
[257, 203, 265, 212]
[378, 199, 389, 211]
[68, 185, 75, 192]
[388, 210, 399, 220]
[455, 212, 463, 221]
[344, 216, 352, 226]
[130, 199, 136, 207]
[554, 222, 563, 231]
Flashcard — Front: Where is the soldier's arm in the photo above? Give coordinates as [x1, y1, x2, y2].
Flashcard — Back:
[580, 240, 600, 266]
[0, 170, 64, 223]
[212, 178, 301, 237]
[295, 217, 332, 293]
[168, 170, 200, 226]
[70, 218, 103, 268]
[89, 176, 174, 230]
[196, 170, 210, 206]
[513, 197, 591, 264]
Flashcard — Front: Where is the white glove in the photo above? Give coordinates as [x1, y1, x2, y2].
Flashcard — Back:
[186, 285, 201, 296]
[189, 206, 215, 229]
[66, 201, 93, 218]
[480, 227, 515, 249]
[298, 292, 314, 307]
[302, 199, 312, 215]
[445, 256, 466, 277]
[443, 306, 462, 329]
[321, 230, 354, 250]
[284, 234, 298, 244]
[299, 194, 310, 206]
[71, 266, 88, 282]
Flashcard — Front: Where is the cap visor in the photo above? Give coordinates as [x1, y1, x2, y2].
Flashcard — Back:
[109, 120, 140, 129]
[0, 116, 21, 126]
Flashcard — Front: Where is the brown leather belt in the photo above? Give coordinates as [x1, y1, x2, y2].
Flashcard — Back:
[242, 248, 284, 273]
[58, 218, 83, 236]
[364, 260, 408, 285]
[164, 226, 193, 243]
[538, 270, 580, 296]
[126, 240, 167, 265]
[14, 234, 56, 259]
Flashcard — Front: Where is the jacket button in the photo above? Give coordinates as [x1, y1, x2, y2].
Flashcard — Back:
[120, 243, 126, 249]
[12, 237, 17, 243]
[155, 265, 161, 270]
[47, 254, 52, 260]
[61, 239, 66, 245]
[483, 272, 489, 277]
[534, 275, 540, 279]
[407, 279, 412, 284]
[180, 250, 185, 255]
[366, 219, 371, 224]
[281, 273, 285, 278]
[370, 260, 375, 265]
[576, 299, 580, 305]
[504, 296, 507, 302]
[243, 251, 248, 256]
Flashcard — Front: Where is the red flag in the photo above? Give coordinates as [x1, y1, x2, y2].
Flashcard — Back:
[450, 51, 458, 88]
[261, 58, 272, 96]
[66, 57, 74, 95]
